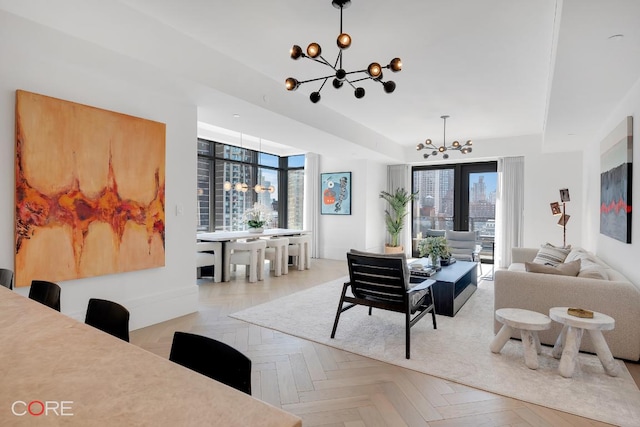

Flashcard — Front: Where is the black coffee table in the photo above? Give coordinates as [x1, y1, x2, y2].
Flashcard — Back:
[410, 260, 477, 317]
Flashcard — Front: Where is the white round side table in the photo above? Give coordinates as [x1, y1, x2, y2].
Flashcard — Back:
[549, 307, 619, 378]
[490, 308, 552, 370]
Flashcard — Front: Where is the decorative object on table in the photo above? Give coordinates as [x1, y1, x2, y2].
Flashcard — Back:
[379, 188, 417, 253]
[567, 307, 594, 318]
[243, 203, 273, 232]
[600, 116, 633, 243]
[417, 236, 450, 269]
[285, 0, 402, 103]
[549, 188, 571, 247]
[321, 172, 351, 215]
[14, 90, 166, 288]
[416, 115, 473, 160]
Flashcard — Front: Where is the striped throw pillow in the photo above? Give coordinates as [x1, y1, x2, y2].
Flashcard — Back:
[532, 243, 571, 266]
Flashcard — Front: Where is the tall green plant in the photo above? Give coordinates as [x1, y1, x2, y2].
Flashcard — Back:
[379, 188, 418, 247]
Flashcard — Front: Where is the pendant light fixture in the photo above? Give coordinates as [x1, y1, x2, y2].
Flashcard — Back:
[416, 115, 473, 160]
[285, 0, 402, 103]
[254, 138, 276, 194]
[224, 133, 249, 192]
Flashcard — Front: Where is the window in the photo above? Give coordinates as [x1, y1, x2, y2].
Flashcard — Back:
[412, 162, 497, 259]
[286, 155, 305, 229]
[197, 139, 304, 231]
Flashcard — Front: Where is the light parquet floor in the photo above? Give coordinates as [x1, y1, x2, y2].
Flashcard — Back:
[131, 259, 636, 427]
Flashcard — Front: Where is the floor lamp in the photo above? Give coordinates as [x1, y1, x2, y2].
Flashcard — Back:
[550, 188, 570, 247]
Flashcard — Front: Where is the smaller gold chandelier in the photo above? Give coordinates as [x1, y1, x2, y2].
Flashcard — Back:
[416, 115, 473, 160]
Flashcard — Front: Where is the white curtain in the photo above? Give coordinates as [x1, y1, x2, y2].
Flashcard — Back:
[387, 164, 411, 255]
[496, 156, 524, 267]
[303, 153, 320, 258]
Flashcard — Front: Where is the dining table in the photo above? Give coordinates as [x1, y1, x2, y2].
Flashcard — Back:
[0, 286, 302, 426]
[197, 228, 311, 281]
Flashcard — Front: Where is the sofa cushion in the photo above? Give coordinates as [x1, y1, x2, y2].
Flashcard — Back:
[565, 248, 611, 280]
[532, 243, 571, 266]
[525, 259, 581, 276]
[578, 265, 609, 280]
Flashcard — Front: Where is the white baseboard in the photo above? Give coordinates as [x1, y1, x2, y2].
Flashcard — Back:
[66, 286, 199, 331]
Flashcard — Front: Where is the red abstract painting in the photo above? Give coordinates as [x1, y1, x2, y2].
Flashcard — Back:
[15, 90, 166, 287]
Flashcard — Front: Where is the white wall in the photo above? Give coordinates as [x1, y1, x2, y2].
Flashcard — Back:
[583, 76, 640, 285]
[0, 11, 198, 329]
[318, 156, 387, 259]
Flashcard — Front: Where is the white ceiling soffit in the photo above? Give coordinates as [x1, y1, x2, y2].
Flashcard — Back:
[2, 1, 639, 161]
[543, 0, 640, 152]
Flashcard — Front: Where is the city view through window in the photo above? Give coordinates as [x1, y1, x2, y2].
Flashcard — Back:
[197, 139, 304, 232]
[412, 165, 497, 260]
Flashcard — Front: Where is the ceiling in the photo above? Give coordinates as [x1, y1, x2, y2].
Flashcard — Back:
[3, 0, 640, 162]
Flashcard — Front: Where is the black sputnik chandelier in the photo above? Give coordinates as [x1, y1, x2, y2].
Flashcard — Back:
[416, 115, 473, 160]
[285, 0, 402, 103]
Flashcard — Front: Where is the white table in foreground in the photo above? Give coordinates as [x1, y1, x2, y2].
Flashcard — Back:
[549, 307, 619, 378]
[0, 286, 301, 426]
[198, 229, 311, 281]
[490, 308, 551, 369]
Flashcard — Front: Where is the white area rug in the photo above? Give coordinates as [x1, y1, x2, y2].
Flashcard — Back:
[231, 277, 640, 426]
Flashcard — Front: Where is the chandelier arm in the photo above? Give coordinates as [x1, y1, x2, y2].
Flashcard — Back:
[305, 56, 334, 68]
[317, 77, 329, 92]
[297, 74, 338, 85]
[348, 76, 373, 83]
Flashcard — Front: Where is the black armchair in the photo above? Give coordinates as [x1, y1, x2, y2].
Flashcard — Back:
[331, 250, 437, 359]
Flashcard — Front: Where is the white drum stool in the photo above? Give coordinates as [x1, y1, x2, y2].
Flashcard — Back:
[490, 308, 552, 370]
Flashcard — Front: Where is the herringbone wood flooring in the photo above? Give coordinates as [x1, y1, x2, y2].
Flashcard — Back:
[131, 259, 631, 426]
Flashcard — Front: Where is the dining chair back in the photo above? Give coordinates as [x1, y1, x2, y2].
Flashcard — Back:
[226, 240, 267, 283]
[287, 234, 312, 270]
[85, 298, 130, 342]
[0, 268, 14, 290]
[28, 280, 61, 311]
[196, 241, 222, 282]
[169, 332, 252, 395]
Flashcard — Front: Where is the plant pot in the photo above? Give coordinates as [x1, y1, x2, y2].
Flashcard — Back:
[248, 227, 264, 233]
[384, 245, 404, 254]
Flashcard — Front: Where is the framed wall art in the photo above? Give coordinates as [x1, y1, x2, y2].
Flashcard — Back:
[15, 90, 166, 287]
[321, 172, 351, 215]
[600, 116, 632, 243]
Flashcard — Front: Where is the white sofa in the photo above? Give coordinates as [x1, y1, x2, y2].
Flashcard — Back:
[494, 247, 640, 361]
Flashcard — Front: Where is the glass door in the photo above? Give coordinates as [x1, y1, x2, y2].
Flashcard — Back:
[411, 162, 497, 261]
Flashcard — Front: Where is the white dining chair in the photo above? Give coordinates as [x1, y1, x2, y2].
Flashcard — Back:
[226, 240, 267, 283]
[287, 234, 311, 271]
[196, 241, 222, 283]
[263, 237, 289, 277]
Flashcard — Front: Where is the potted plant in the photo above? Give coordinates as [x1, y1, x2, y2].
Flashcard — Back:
[243, 203, 273, 233]
[379, 188, 418, 253]
[417, 236, 450, 268]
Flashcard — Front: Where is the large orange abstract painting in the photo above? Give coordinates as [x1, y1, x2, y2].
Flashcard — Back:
[15, 90, 166, 287]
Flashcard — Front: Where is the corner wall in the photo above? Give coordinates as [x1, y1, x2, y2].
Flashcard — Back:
[0, 11, 198, 329]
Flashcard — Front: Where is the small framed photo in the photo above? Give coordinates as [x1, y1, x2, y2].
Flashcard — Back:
[550, 202, 561, 215]
[559, 188, 570, 202]
[557, 214, 571, 226]
[321, 172, 351, 215]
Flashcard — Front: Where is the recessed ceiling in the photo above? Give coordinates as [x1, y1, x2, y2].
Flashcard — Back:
[2, 0, 639, 162]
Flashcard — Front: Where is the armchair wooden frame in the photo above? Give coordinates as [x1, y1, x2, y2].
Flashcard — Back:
[331, 252, 437, 359]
